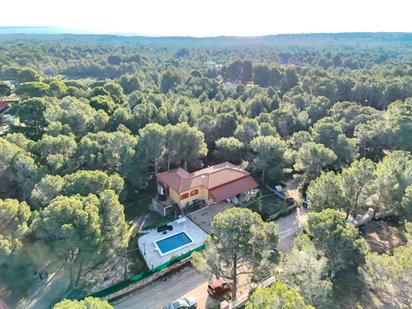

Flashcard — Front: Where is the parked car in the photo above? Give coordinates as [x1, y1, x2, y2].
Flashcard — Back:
[163, 297, 197, 309]
[207, 279, 232, 298]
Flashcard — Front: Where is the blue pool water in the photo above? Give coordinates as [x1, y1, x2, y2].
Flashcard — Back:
[156, 232, 192, 254]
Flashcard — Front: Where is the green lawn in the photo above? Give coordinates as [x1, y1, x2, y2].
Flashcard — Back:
[245, 191, 287, 221]
[122, 181, 157, 221]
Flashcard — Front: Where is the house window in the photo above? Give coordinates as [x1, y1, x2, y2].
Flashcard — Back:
[180, 193, 189, 200]
[190, 189, 198, 196]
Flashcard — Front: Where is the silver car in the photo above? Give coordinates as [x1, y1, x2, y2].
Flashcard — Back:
[163, 297, 197, 309]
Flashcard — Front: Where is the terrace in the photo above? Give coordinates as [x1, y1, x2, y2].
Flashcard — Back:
[138, 217, 207, 269]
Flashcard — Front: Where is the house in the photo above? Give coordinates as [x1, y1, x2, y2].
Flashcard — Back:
[153, 162, 258, 214]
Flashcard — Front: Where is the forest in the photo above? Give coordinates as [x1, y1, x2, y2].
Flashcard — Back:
[0, 32, 411, 308]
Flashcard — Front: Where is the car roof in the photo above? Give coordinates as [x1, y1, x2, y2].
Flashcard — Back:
[209, 279, 226, 288]
[168, 297, 196, 308]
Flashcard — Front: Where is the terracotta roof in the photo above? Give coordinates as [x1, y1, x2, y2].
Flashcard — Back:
[156, 162, 255, 193]
[209, 176, 258, 202]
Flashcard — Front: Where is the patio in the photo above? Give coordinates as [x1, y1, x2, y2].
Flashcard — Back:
[187, 202, 234, 233]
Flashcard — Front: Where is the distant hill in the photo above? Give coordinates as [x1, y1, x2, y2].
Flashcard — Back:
[0, 28, 411, 48]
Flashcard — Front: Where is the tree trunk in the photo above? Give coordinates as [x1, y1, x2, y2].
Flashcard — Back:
[231, 257, 237, 300]
[154, 160, 158, 174]
[353, 184, 365, 218]
[68, 253, 75, 290]
[74, 258, 84, 287]
[261, 169, 266, 185]
[167, 157, 171, 171]
[184, 160, 188, 170]
[372, 195, 381, 220]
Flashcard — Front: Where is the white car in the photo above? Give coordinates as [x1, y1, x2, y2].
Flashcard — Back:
[163, 297, 197, 309]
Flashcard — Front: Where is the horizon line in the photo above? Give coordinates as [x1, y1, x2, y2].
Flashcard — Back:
[0, 26, 411, 38]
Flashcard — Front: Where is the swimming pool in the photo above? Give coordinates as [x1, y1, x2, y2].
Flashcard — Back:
[156, 232, 193, 254]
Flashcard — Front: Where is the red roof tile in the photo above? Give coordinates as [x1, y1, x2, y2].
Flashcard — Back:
[156, 162, 256, 193]
[209, 176, 258, 202]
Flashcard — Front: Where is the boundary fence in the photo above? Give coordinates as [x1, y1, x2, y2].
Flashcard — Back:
[88, 244, 205, 300]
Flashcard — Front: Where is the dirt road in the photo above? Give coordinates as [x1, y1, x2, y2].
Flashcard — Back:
[113, 266, 215, 309]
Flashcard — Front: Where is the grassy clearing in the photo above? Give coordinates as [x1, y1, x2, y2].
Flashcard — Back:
[246, 191, 288, 221]
[122, 181, 156, 221]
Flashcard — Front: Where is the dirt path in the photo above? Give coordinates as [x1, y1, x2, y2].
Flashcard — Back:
[22, 267, 67, 309]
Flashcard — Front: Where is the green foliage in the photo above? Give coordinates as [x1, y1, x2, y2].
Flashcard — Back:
[33, 134, 77, 174]
[340, 158, 375, 218]
[0, 82, 11, 96]
[214, 137, 245, 164]
[17, 67, 41, 83]
[44, 96, 108, 137]
[290, 131, 313, 150]
[307, 209, 369, 273]
[48, 80, 68, 98]
[359, 223, 412, 307]
[164, 122, 207, 170]
[135, 123, 165, 173]
[0, 198, 31, 266]
[224, 60, 253, 83]
[0, 139, 40, 200]
[306, 171, 345, 212]
[103, 82, 125, 103]
[250, 135, 289, 183]
[277, 234, 332, 308]
[160, 69, 181, 93]
[312, 117, 359, 165]
[89, 95, 115, 114]
[372, 151, 412, 216]
[77, 130, 137, 176]
[53, 297, 113, 309]
[119, 74, 140, 94]
[246, 282, 314, 309]
[234, 118, 260, 143]
[3, 33, 412, 307]
[13, 97, 51, 139]
[293, 142, 337, 182]
[192, 208, 279, 299]
[15, 82, 49, 98]
[32, 191, 128, 288]
[402, 185, 412, 221]
[30, 170, 124, 209]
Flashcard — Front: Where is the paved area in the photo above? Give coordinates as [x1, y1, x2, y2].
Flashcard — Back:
[113, 267, 215, 309]
[187, 202, 233, 233]
[277, 207, 308, 251]
[138, 218, 207, 268]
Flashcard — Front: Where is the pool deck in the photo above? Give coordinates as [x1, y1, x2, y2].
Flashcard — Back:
[138, 217, 208, 269]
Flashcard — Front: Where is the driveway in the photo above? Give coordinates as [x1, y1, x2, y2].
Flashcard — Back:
[187, 202, 233, 233]
[277, 207, 308, 251]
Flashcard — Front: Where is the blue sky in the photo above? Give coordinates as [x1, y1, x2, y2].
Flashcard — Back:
[1, 0, 411, 37]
